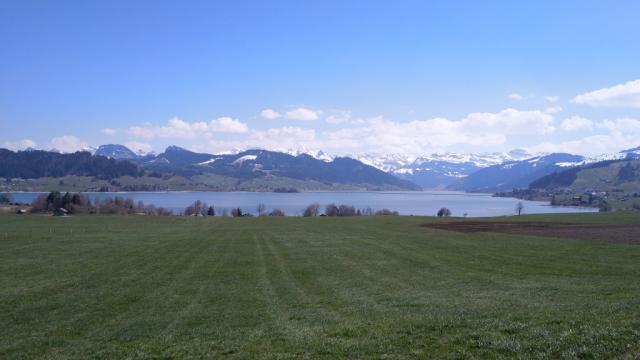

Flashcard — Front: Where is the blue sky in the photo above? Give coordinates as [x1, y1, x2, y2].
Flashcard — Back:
[1, 1, 640, 156]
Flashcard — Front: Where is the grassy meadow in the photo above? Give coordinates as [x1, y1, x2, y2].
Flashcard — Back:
[1, 213, 639, 358]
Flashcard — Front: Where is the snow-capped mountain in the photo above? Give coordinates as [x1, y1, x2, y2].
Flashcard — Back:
[449, 153, 586, 192]
[346, 150, 535, 189]
[556, 146, 640, 167]
[349, 149, 532, 173]
[284, 147, 334, 162]
[95, 144, 139, 159]
[47, 146, 97, 154]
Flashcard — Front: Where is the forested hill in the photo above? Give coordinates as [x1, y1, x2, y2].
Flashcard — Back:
[0, 149, 139, 179]
[0, 147, 420, 191]
[530, 159, 640, 192]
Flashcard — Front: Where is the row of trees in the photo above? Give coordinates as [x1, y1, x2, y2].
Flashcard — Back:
[302, 203, 399, 217]
[182, 202, 285, 217]
[30, 191, 172, 215]
[25, 194, 524, 217]
[179, 201, 400, 217]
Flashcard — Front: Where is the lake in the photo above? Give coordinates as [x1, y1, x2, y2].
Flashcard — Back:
[8, 191, 597, 217]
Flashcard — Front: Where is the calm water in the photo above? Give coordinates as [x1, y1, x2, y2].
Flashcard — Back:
[9, 191, 597, 217]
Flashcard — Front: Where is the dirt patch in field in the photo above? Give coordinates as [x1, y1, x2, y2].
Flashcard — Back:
[421, 221, 640, 245]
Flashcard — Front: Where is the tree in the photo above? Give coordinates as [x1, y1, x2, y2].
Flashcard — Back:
[303, 203, 320, 217]
[231, 207, 243, 217]
[269, 208, 285, 216]
[184, 200, 206, 216]
[207, 206, 215, 216]
[325, 203, 339, 216]
[437, 208, 451, 217]
[516, 202, 524, 216]
[337, 205, 356, 216]
[0, 193, 12, 204]
[256, 203, 266, 216]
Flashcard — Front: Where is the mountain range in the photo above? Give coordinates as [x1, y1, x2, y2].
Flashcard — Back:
[0, 145, 419, 192]
[3, 143, 640, 193]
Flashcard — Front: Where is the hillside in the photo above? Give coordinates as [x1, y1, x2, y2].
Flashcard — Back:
[0, 149, 138, 179]
[525, 159, 640, 210]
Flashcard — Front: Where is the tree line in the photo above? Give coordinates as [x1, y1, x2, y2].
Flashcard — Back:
[21, 192, 430, 217]
[30, 191, 171, 215]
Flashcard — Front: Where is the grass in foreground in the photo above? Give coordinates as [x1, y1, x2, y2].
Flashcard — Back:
[1, 213, 639, 359]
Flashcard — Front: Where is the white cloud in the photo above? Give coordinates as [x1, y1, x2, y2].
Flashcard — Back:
[129, 117, 249, 139]
[128, 123, 155, 139]
[571, 79, 640, 107]
[285, 107, 320, 121]
[2, 139, 37, 151]
[101, 128, 117, 136]
[599, 117, 640, 134]
[543, 95, 559, 103]
[527, 135, 623, 156]
[560, 116, 593, 132]
[260, 109, 281, 120]
[199, 126, 318, 154]
[208, 117, 249, 133]
[125, 141, 153, 154]
[48, 136, 89, 153]
[508, 93, 524, 100]
[325, 110, 352, 124]
[318, 108, 556, 156]
[529, 117, 640, 155]
[117, 108, 638, 158]
[544, 106, 562, 114]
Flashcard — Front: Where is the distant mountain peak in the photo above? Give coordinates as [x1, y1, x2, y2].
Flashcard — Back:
[165, 145, 190, 152]
[95, 144, 137, 159]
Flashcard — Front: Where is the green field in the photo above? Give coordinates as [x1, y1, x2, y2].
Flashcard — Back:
[1, 213, 640, 358]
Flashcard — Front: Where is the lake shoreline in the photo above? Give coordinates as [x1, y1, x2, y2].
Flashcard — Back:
[6, 190, 597, 217]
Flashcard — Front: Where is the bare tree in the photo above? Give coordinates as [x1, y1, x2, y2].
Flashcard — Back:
[184, 200, 207, 216]
[256, 203, 266, 216]
[303, 203, 320, 217]
[338, 205, 356, 216]
[516, 202, 524, 216]
[231, 207, 243, 217]
[325, 203, 339, 216]
[269, 208, 285, 216]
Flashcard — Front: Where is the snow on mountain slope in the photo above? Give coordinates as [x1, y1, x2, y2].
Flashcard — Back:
[556, 146, 640, 167]
[95, 144, 137, 159]
[348, 149, 533, 173]
[342, 150, 535, 189]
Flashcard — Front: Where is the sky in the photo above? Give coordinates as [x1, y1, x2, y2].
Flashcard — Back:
[1, 0, 640, 157]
